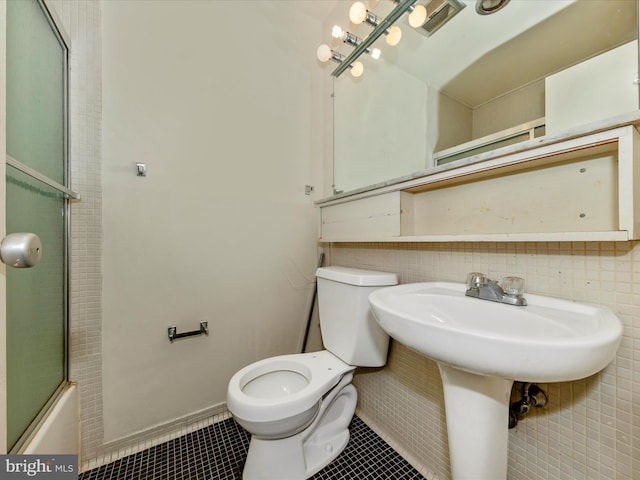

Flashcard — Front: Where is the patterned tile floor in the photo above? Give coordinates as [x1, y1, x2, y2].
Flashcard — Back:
[79, 416, 425, 479]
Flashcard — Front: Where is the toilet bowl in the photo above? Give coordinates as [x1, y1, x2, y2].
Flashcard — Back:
[227, 351, 355, 440]
[226, 266, 398, 479]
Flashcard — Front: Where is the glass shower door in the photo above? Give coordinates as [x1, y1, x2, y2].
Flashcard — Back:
[5, 0, 69, 450]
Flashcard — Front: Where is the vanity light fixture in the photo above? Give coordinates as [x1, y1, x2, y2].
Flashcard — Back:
[392, 0, 428, 27]
[316, 44, 365, 78]
[348, 2, 404, 46]
[332, 25, 382, 59]
[411, 0, 467, 36]
[351, 1, 427, 30]
[330, 0, 417, 78]
[348, 1, 369, 24]
[350, 61, 364, 77]
[407, 4, 427, 27]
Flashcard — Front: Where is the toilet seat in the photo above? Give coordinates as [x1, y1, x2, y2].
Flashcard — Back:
[227, 350, 354, 425]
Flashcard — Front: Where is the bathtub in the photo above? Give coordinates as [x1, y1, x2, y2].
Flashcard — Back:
[20, 383, 79, 456]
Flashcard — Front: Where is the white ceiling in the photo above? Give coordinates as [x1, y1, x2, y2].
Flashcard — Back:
[421, 0, 638, 106]
[288, 0, 341, 22]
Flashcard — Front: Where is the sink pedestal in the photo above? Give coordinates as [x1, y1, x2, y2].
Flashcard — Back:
[370, 281, 623, 479]
[438, 364, 514, 480]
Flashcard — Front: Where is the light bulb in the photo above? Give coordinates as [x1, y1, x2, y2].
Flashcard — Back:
[349, 1, 368, 25]
[385, 25, 402, 46]
[370, 48, 381, 60]
[331, 25, 345, 39]
[408, 4, 427, 28]
[316, 44, 332, 63]
[350, 61, 364, 78]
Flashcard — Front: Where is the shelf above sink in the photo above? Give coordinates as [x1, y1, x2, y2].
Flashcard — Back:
[319, 123, 640, 243]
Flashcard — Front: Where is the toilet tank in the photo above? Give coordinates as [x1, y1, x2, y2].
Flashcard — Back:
[316, 266, 398, 367]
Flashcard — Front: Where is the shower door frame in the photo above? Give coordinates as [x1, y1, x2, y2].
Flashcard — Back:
[1, 0, 72, 454]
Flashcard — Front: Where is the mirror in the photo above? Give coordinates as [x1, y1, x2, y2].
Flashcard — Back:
[331, 0, 638, 194]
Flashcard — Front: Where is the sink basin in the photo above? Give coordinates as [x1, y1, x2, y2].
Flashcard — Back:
[369, 282, 623, 480]
[369, 282, 623, 383]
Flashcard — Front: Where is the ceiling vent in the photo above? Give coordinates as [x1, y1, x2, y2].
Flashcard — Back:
[413, 0, 466, 37]
[476, 0, 511, 16]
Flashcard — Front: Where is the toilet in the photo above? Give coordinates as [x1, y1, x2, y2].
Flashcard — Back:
[226, 266, 398, 479]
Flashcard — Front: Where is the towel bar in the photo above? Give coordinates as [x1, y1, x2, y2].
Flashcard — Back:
[168, 322, 208, 342]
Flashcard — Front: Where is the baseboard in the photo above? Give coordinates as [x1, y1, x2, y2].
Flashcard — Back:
[81, 403, 230, 472]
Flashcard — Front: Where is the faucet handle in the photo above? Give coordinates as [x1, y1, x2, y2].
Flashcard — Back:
[466, 272, 486, 288]
[501, 276, 525, 296]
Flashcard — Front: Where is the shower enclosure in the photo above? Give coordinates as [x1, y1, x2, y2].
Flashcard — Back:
[3, 0, 74, 452]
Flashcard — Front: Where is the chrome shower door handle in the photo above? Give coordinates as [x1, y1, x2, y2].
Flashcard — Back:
[0, 232, 42, 268]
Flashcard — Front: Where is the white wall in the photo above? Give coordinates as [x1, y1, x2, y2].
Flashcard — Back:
[333, 63, 428, 192]
[473, 79, 545, 139]
[429, 87, 472, 155]
[546, 40, 639, 135]
[101, 1, 323, 443]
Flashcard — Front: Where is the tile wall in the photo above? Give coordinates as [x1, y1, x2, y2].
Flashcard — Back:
[328, 241, 639, 480]
[48, 0, 104, 462]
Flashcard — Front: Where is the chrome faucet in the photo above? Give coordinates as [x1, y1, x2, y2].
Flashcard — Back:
[465, 272, 527, 306]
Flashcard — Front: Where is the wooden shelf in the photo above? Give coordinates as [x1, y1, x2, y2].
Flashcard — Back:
[319, 125, 640, 243]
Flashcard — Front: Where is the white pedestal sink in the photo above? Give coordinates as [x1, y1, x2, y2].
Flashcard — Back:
[369, 282, 623, 480]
